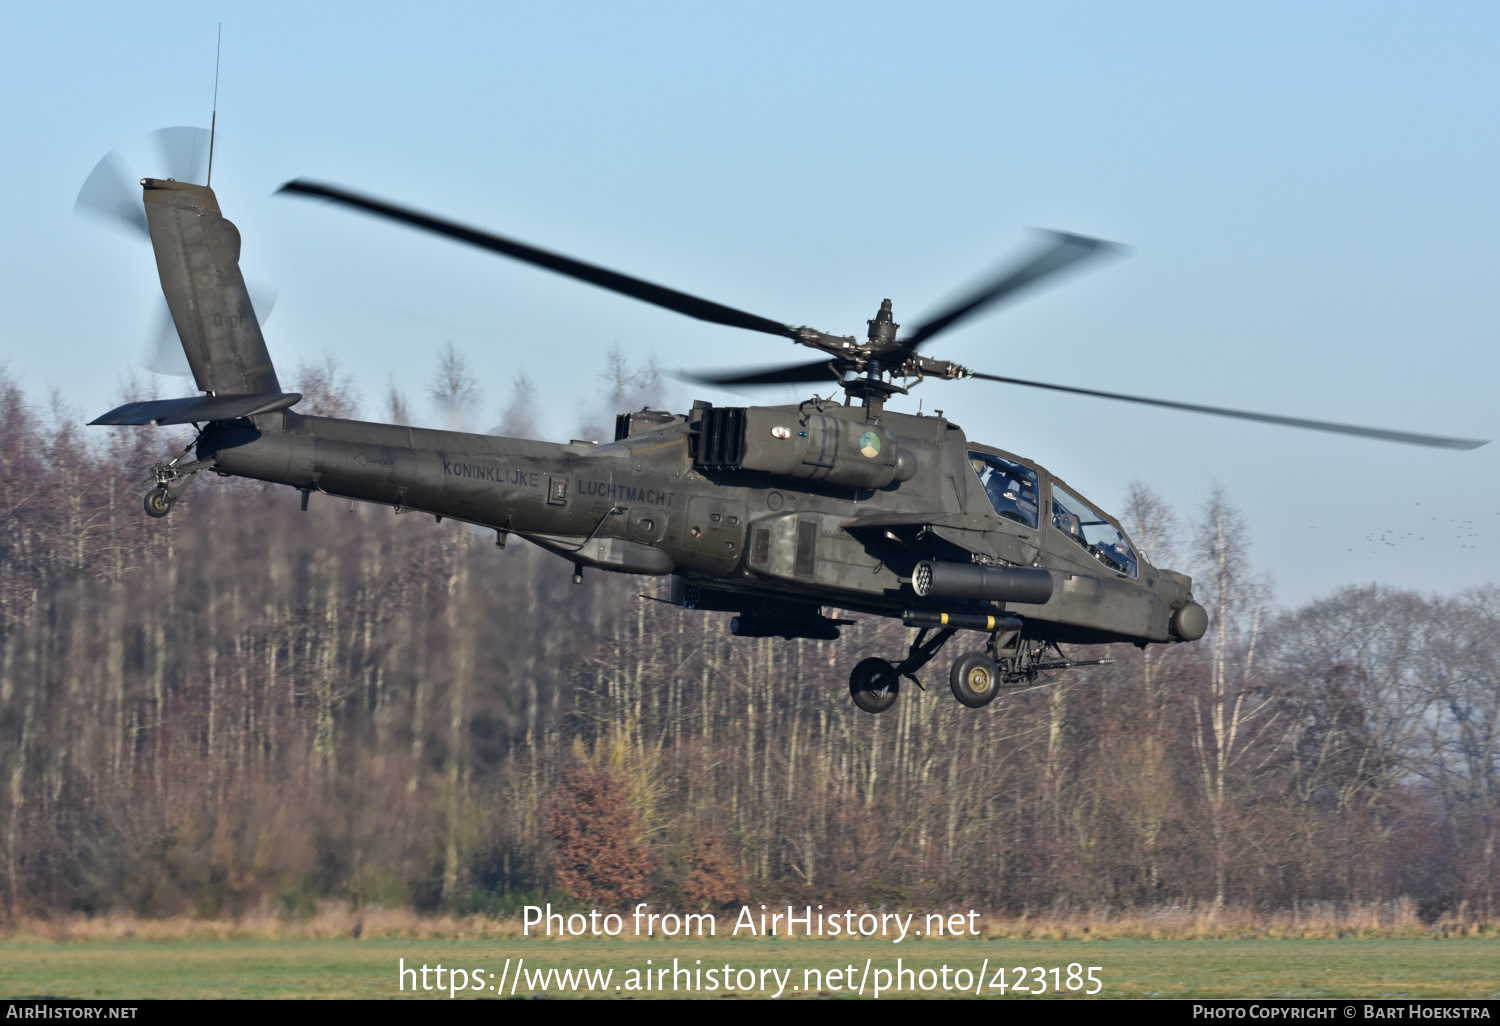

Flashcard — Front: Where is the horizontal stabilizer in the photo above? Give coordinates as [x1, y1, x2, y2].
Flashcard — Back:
[90, 392, 301, 426]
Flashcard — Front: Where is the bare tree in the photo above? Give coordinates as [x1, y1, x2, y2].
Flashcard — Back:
[576, 345, 664, 441]
[1415, 588, 1500, 913]
[428, 342, 480, 430]
[1122, 480, 1181, 570]
[1272, 587, 1430, 813]
[293, 357, 362, 420]
[493, 371, 539, 439]
[384, 377, 412, 426]
[1188, 485, 1277, 905]
[115, 372, 163, 406]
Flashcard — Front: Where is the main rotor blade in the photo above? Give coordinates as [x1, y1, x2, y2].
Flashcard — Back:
[968, 371, 1489, 450]
[687, 359, 849, 387]
[74, 152, 148, 238]
[279, 179, 798, 339]
[903, 231, 1119, 351]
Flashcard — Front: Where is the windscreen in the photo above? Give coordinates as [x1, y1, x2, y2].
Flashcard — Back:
[1050, 483, 1138, 578]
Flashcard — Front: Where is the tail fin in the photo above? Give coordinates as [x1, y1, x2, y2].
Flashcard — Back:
[142, 178, 280, 396]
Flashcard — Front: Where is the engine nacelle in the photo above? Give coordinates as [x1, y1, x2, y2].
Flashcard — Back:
[912, 561, 1055, 605]
[693, 405, 916, 490]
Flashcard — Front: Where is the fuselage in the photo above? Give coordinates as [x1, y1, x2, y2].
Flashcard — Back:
[200, 399, 1191, 646]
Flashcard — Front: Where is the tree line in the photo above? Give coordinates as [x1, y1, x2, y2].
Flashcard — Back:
[0, 368, 1496, 921]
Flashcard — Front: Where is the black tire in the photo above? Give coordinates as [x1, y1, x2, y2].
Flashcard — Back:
[143, 486, 173, 519]
[849, 657, 900, 714]
[950, 651, 1000, 708]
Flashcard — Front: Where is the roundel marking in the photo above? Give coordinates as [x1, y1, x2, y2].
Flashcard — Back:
[859, 430, 881, 458]
[771, 425, 791, 439]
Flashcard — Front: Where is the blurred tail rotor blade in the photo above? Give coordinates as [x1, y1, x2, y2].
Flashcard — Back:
[141, 297, 192, 376]
[74, 151, 148, 238]
[903, 231, 1122, 351]
[150, 126, 211, 185]
[141, 280, 277, 377]
[967, 370, 1489, 450]
[245, 278, 278, 324]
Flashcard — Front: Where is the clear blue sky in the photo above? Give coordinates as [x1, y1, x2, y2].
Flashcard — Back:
[2, 2, 1496, 604]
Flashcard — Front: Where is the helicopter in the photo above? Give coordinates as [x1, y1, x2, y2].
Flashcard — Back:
[89, 175, 1488, 714]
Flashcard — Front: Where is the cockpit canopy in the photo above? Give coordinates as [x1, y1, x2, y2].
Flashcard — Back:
[969, 451, 1039, 529]
[970, 451, 1139, 578]
[1050, 483, 1138, 578]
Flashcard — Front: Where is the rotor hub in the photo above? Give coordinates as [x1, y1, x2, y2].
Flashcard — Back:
[866, 298, 899, 349]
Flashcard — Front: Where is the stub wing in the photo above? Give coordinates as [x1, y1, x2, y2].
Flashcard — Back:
[839, 511, 989, 532]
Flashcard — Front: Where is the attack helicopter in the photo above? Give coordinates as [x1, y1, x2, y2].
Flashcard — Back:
[89, 175, 1488, 714]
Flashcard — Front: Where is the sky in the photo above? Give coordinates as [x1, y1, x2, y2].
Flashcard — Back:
[2, 2, 1496, 606]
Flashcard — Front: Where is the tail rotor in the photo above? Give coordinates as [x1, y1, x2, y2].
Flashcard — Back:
[75, 127, 276, 381]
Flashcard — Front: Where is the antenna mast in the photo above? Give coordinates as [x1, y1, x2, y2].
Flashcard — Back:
[206, 24, 221, 187]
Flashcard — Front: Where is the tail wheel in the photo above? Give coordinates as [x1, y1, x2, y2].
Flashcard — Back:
[849, 657, 900, 714]
[950, 651, 1000, 708]
[143, 486, 173, 519]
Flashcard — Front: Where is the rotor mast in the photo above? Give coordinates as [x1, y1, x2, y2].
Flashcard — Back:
[841, 298, 906, 418]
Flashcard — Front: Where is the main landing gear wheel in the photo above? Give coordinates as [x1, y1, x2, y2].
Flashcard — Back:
[849, 657, 901, 714]
[143, 485, 174, 519]
[950, 651, 1001, 708]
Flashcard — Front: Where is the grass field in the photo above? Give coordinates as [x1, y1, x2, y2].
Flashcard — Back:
[1, 937, 1496, 999]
